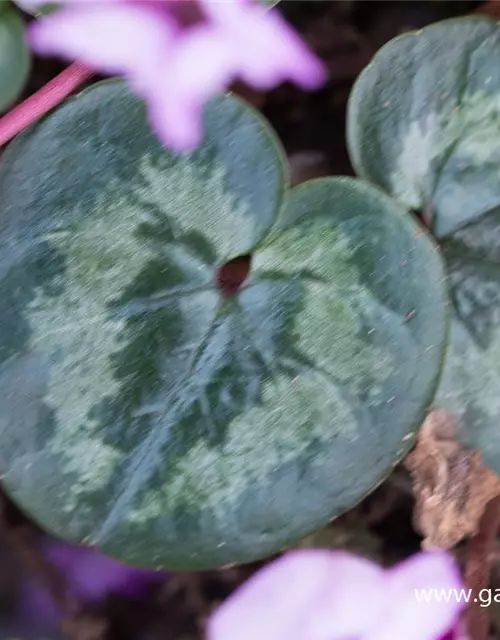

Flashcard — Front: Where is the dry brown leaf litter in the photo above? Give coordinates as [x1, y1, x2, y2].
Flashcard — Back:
[405, 409, 500, 549]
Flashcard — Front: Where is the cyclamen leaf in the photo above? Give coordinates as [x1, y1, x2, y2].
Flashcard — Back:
[436, 210, 500, 474]
[347, 17, 500, 474]
[0, 9, 30, 113]
[0, 81, 447, 569]
[347, 16, 500, 239]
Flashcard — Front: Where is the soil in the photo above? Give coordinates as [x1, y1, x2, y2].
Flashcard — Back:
[1, 2, 498, 639]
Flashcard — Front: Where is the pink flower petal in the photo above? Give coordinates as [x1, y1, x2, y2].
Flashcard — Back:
[207, 550, 387, 640]
[27, 0, 326, 153]
[200, 0, 327, 90]
[148, 94, 204, 152]
[367, 551, 465, 640]
[44, 539, 164, 602]
[146, 0, 327, 153]
[207, 550, 463, 640]
[29, 3, 175, 85]
[147, 25, 237, 151]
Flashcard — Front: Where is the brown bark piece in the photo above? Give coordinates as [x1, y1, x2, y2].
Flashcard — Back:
[405, 409, 500, 549]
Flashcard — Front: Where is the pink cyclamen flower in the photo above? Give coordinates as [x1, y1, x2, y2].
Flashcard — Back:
[207, 549, 465, 640]
[27, 0, 327, 151]
[18, 536, 166, 631]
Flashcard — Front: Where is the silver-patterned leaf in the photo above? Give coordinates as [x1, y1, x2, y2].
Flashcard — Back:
[348, 16, 500, 239]
[0, 81, 447, 568]
[436, 209, 500, 472]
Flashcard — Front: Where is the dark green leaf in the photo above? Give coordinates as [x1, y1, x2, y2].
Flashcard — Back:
[347, 16, 500, 239]
[0, 9, 30, 113]
[436, 208, 500, 472]
[347, 16, 500, 472]
[0, 81, 447, 568]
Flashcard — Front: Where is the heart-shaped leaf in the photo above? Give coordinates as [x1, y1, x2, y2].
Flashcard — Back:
[0, 81, 447, 569]
[347, 17, 500, 473]
[435, 209, 500, 473]
[348, 16, 500, 239]
[0, 8, 30, 113]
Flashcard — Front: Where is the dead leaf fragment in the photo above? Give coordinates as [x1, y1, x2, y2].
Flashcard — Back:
[405, 408, 500, 549]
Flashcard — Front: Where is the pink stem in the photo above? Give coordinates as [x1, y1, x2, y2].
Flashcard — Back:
[0, 62, 94, 149]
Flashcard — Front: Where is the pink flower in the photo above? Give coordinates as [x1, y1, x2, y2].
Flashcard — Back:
[17, 536, 166, 632]
[28, 0, 327, 151]
[207, 550, 465, 640]
[41, 537, 166, 601]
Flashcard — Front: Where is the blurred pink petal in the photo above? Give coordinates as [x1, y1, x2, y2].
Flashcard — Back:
[207, 550, 464, 640]
[366, 552, 463, 640]
[28, 0, 327, 152]
[17, 538, 164, 631]
[29, 3, 174, 83]
[200, 0, 327, 90]
[209, 550, 384, 640]
[44, 538, 165, 602]
[17, 537, 166, 632]
[149, 25, 236, 149]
